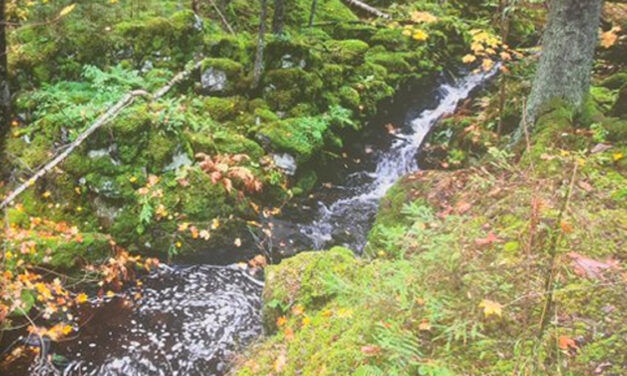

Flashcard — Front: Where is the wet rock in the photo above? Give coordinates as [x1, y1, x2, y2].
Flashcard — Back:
[201, 67, 228, 94]
[271, 153, 297, 175]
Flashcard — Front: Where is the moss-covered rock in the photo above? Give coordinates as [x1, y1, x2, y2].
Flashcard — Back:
[258, 116, 329, 163]
[262, 247, 357, 331]
[325, 39, 370, 65]
[199, 58, 247, 95]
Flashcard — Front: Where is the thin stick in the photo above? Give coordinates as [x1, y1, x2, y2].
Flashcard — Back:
[208, 0, 235, 34]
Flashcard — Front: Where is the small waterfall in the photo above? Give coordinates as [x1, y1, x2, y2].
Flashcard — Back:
[300, 69, 497, 251]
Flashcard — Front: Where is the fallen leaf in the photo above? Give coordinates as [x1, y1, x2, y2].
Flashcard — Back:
[590, 143, 612, 154]
[276, 316, 287, 327]
[284, 327, 294, 341]
[567, 252, 619, 280]
[455, 200, 472, 214]
[558, 335, 578, 350]
[479, 299, 503, 318]
[418, 319, 431, 331]
[474, 232, 502, 246]
[600, 26, 621, 48]
[577, 181, 594, 192]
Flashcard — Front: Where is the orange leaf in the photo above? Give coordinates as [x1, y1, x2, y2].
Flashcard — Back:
[558, 335, 578, 350]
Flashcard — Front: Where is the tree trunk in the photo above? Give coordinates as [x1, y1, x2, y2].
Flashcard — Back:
[252, 0, 268, 89]
[272, 0, 284, 34]
[308, 0, 318, 27]
[525, 0, 603, 126]
[0, 0, 10, 156]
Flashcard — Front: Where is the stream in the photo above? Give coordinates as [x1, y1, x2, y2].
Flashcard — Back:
[4, 69, 496, 376]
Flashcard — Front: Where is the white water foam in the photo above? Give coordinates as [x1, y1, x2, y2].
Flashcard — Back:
[300, 69, 498, 250]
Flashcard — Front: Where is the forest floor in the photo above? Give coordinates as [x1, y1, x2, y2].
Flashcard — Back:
[0, 1, 625, 375]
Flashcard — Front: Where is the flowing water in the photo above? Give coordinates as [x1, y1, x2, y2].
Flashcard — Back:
[299, 69, 497, 251]
[3, 70, 496, 376]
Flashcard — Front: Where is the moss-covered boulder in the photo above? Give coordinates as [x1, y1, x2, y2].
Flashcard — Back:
[257, 116, 329, 163]
[262, 247, 357, 332]
[200, 58, 247, 95]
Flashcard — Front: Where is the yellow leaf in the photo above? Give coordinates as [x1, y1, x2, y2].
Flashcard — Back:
[75, 293, 88, 304]
[59, 4, 76, 17]
[482, 58, 494, 71]
[412, 29, 429, 41]
[211, 218, 220, 230]
[479, 299, 503, 317]
[600, 26, 621, 49]
[276, 316, 287, 327]
[410, 11, 438, 24]
[292, 305, 305, 316]
[462, 54, 477, 64]
[613, 152, 623, 161]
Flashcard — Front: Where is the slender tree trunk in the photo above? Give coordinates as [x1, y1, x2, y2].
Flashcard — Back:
[0, 0, 11, 156]
[308, 0, 318, 27]
[252, 0, 268, 89]
[272, 0, 284, 34]
[525, 0, 603, 126]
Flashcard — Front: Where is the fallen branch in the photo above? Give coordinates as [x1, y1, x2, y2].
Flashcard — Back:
[208, 0, 235, 35]
[341, 0, 390, 19]
[0, 60, 204, 211]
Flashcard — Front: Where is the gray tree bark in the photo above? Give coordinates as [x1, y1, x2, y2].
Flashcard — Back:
[1, 0, 10, 156]
[525, 0, 603, 125]
[252, 0, 268, 89]
[272, 0, 284, 34]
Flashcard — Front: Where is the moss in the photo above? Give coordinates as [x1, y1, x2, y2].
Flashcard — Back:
[370, 28, 410, 50]
[177, 168, 234, 221]
[204, 33, 254, 67]
[258, 116, 329, 163]
[599, 72, 627, 90]
[145, 132, 178, 169]
[263, 68, 323, 111]
[332, 23, 378, 42]
[6, 135, 52, 170]
[202, 96, 246, 122]
[318, 64, 346, 90]
[600, 117, 627, 143]
[336, 86, 361, 111]
[262, 247, 356, 331]
[293, 170, 318, 196]
[325, 39, 370, 65]
[523, 99, 580, 170]
[115, 10, 201, 67]
[365, 51, 412, 75]
[612, 83, 627, 118]
[48, 234, 111, 270]
[200, 58, 248, 94]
